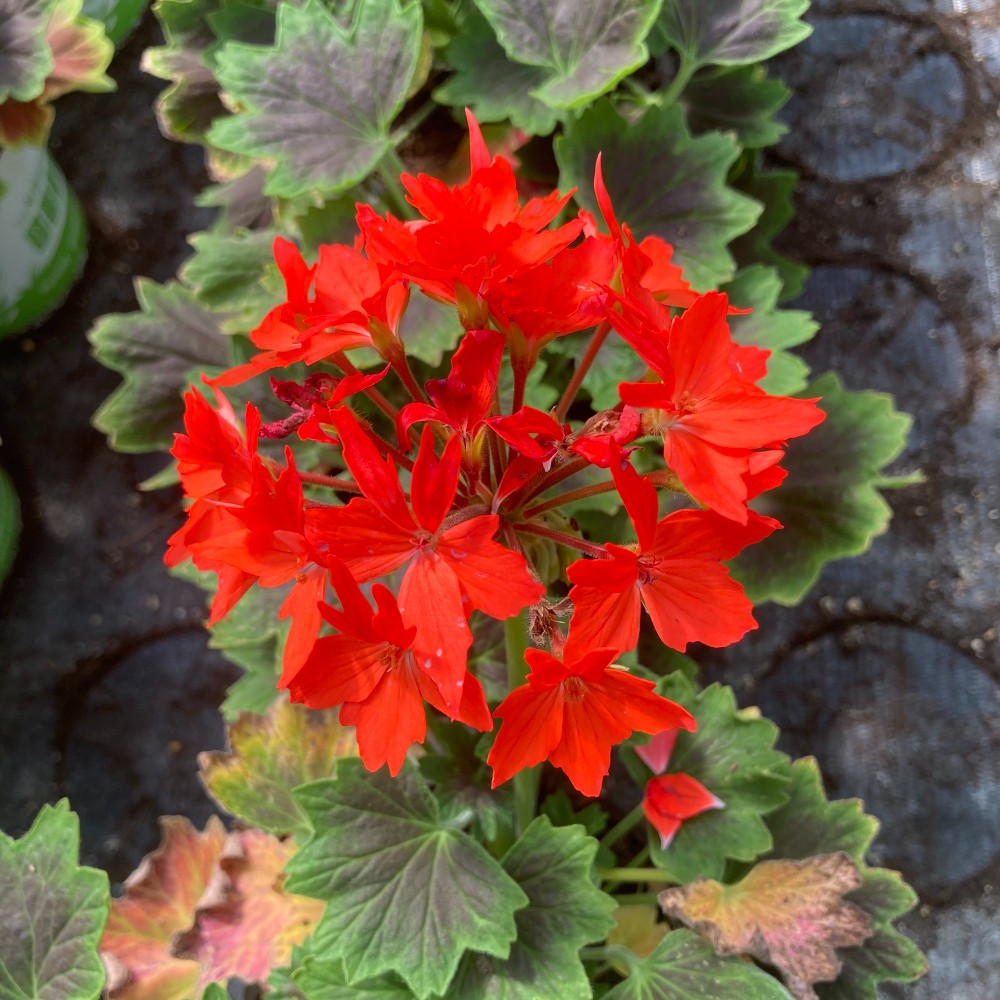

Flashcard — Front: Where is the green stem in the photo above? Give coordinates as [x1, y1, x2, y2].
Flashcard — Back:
[598, 867, 673, 884]
[610, 891, 659, 906]
[657, 52, 697, 109]
[600, 802, 646, 851]
[376, 154, 417, 221]
[505, 612, 538, 837]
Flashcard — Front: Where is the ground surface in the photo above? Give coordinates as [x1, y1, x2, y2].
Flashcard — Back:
[0, 2, 997, 996]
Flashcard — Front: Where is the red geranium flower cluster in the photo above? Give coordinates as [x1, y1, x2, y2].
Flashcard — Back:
[168, 113, 824, 797]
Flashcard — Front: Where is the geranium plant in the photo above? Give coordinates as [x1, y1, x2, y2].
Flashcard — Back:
[0, 2, 929, 999]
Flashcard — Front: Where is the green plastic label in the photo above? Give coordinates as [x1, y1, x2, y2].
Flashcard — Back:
[0, 147, 87, 339]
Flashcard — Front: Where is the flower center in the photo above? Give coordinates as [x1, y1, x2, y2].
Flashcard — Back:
[562, 676, 587, 704]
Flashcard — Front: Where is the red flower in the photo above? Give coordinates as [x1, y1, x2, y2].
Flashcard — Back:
[396, 327, 504, 449]
[211, 238, 407, 387]
[358, 110, 581, 317]
[488, 646, 696, 797]
[592, 154, 698, 308]
[643, 773, 724, 849]
[486, 237, 615, 373]
[288, 561, 490, 775]
[306, 410, 543, 709]
[611, 292, 824, 522]
[565, 447, 776, 656]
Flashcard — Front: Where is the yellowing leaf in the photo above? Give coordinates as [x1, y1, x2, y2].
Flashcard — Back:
[101, 816, 227, 1000]
[659, 852, 872, 1000]
[606, 904, 667, 973]
[199, 698, 357, 834]
[173, 829, 324, 987]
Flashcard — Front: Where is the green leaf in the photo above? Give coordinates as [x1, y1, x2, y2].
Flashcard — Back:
[419, 722, 511, 844]
[209, 0, 423, 198]
[0, 465, 20, 588]
[730, 160, 808, 301]
[201, 984, 229, 999]
[0, 0, 52, 102]
[279, 190, 363, 255]
[180, 226, 278, 312]
[683, 64, 790, 148]
[89, 279, 232, 453]
[180, 227, 282, 332]
[434, 8, 558, 135]
[648, 674, 790, 883]
[649, 0, 811, 68]
[198, 166, 273, 232]
[446, 817, 617, 999]
[0, 800, 109, 1000]
[293, 957, 415, 998]
[286, 761, 528, 999]
[728, 372, 914, 605]
[724, 264, 816, 396]
[199, 698, 357, 834]
[221, 642, 284, 719]
[603, 928, 794, 999]
[398, 287, 463, 368]
[765, 759, 927, 999]
[555, 100, 760, 291]
[471, 0, 660, 109]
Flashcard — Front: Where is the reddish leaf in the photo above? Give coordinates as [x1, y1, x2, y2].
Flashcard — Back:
[100, 816, 227, 1000]
[659, 852, 872, 1000]
[100, 818, 322, 998]
[172, 829, 324, 987]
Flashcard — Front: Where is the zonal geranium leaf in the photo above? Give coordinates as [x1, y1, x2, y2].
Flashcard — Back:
[683, 64, 790, 149]
[89, 280, 231, 453]
[199, 698, 358, 835]
[208, 0, 423, 198]
[730, 160, 808, 301]
[445, 816, 617, 998]
[179, 227, 282, 333]
[101, 816, 228, 1000]
[434, 7, 558, 136]
[724, 264, 816, 397]
[728, 373, 914, 606]
[648, 673, 790, 884]
[0, 0, 52, 102]
[660, 854, 871, 1000]
[649, 0, 811, 69]
[0, 801, 109, 1000]
[171, 829, 324, 988]
[471, 0, 660, 109]
[603, 928, 794, 999]
[765, 759, 926, 999]
[555, 100, 760, 290]
[286, 761, 528, 999]
[39, 0, 115, 101]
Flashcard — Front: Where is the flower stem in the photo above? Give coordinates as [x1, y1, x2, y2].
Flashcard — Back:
[296, 470, 362, 492]
[600, 802, 646, 851]
[522, 479, 616, 518]
[391, 355, 427, 403]
[598, 867, 673, 884]
[505, 611, 538, 838]
[554, 320, 611, 421]
[516, 521, 607, 558]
